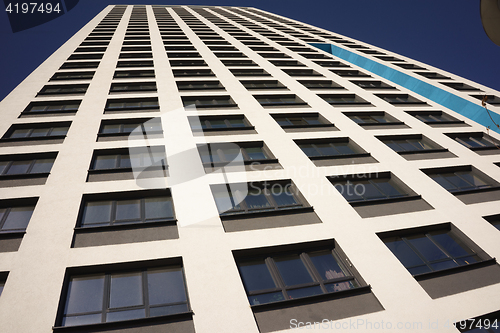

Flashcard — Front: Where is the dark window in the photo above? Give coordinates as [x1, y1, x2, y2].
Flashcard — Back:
[0, 199, 36, 233]
[378, 135, 440, 153]
[235, 245, 360, 306]
[329, 172, 410, 203]
[282, 69, 322, 77]
[165, 45, 196, 51]
[346, 112, 401, 125]
[382, 227, 483, 276]
[471, 95, 500, 105]
[446, 132, 500, 150]
[296, 138, 362, 159]
[254, 94, 307, 107]
[415, 72, 450, 80]
[351, 81, 396, 90]
[299, 53, 330, 59]
[169, 60, 206, 67]
[269, 60, 305, 67]
[116, 60, 154, 67]
[22, 101, 81, 115]
[214, 52, 246, 58]
[406, 110, 463, 125]
[172, 69, 215, 77]
[59, 264, 189, 327]
[176, 81, 224, 90]
[221, 60, 256, 66]
[99, 118, 162, 136]
[483, 215, 500, 232]
[375, 56, 404, 62]
[113, 70, 155, 78]
[229, 68, 270, 76]
[393, 63, 425, 70]
[423, 166, 497, 193]
[258, 53, 291, 58]
[181, 96, 236, 108]
[79, 193, 174, 228]
[330, 69, 370, 77]
[211, 180, 302, 216]
[60, 62, 100, 69]
[189, 115, 251, 131]
[272, 113, 332, 129]
[376, 94, 426, 105]
[167, 52, 201, 58]
[440, 82, 481, 91]
[68, 53, 103, 60]
[198, 142, 273, 166]
[109, 82, 157, 93]
[121, 46, 152, 52]
[0, 154, 56, 176]
[2, 122, 70, 140]
[299, 80, 343, 89]
[119, 52, 152, 59]
[90, 147, 166, 172]
[319, 94, 370, 105]
[37, 84, 88, 96]
[105, 98, 159, 112]
[50, 72, 95, 81]
[240, 80, 286, 90]
[75, 47, 107, 53]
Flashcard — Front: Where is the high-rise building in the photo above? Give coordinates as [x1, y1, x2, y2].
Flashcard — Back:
[1, 4, 500, 333]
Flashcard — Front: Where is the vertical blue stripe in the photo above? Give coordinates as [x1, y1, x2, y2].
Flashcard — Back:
[311, 43, 500, 134]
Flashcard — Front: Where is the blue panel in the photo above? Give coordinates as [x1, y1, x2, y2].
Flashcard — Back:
[311, 43, 500, 134]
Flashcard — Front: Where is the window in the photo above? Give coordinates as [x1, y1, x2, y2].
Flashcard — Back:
[118, 52, 152, 59]
[269, 60, 305, 67]
[299, 53, 330, 59]
[99, 118, 162, 137]
[375, 56, 403, 62]
[319, 94, 370, 105]
[346, 112, 403, 125]
[50, 71, 95, 81]
[79, 193, 174, 228]
[415, 72, 450, 80]
[68, 53, 103, 60]
[240, 80, 286, 90]
[236, 246, 359, 306]
[116, 60, 154, 67]
[165, 45, 196, 51]
[254, 94, 307, 107]
[214, 52, 246, 58]
[176, 81, 224, 90]
[282, 69, 323, 77]
[172, 69, 215, 77]
[393, 63, 425, 70]
[75, 47, 107, 53]
[109, 82, 157, 93]
[296, 138, 366, 159]
[121, 46, 152, 52]
[350, 80, 396, 90]
[329, 172, 410, 203]
[58, 264, 189, 327]
[378, 135, 440, 153]
[446, 132, 500, 151]
[105, 98, 159, 112]
[221, 60, 256, 67]
[181, 96, 236, 108]
[198, 142, 274, 167]
[423, 166, 497, 194]
[37, 84, 89, 96]
[169, 60, 206, 67]
[0, 272, 7, 296]
[211, 180, 302, 216]
[0, 153, 56, 176]
[471, 95, 500, 105]
[299, 80, 343, 89]
[272, 113, 333, 129]
[376, 94, 426, 105]
[2, 122, 70, 141]
[229, 68, 270, 76]
[258, 53, 291, 58]
[483, 215, 500, 232]
[406, 110, 465, 126]
[22, 101, 81, 115]
[330, 69, 370, 77]
[113, 70, 155, 78]
[90, 148, 164, 171]
[381, 226, 483, 275]
[440, 82, 481, 91]
[0, 199, 36, 233]
[167, 52, 201, 58]
[189, 115, 251, 131]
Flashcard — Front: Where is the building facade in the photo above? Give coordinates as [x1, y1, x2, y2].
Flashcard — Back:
[0, 4, 500, 333]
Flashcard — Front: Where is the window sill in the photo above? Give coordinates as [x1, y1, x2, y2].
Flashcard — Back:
[281, 124, 335, 129]
[397, 148, 449, 155]
[348, 194, 421, 207]
[260, 102, 308, 107]
[309, 153, 371, 161]
[251, 285, 371, 312]
[192, 126, 255, 133]
[97, 131, 163, 138]
[0, 135, 66, 143]
[104, 107, 160, 112]
[357, 122, 405, 127]
[185, 103, 239, 109]
[177, 87, 226, 91]
[109, 89, 158, 94]
[0, 230, 26, 237]
[220, 205, 312, 220]
[327, 102, 372, 106]
[36, 92, 86, 97]
[449, 185, 500, 196]
[414, 258, 496, 281]
[20, 111, 77, 117]
[53, 311, 193, 332]
[74, 219, 177, 233]
[0, 172, 50, 181]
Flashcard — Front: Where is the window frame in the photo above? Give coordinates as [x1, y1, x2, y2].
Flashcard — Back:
[0, 152, 57, 179]
[109, 82, 158, 93]
[181, 95, 237, 108]
[319, 94, 371, 105]
[447, 132, 500, 151]
[50, 71, 95, 81]
[0, 197, 37, 234]
[345, 111, 404, 126]
[1, 122, 71, 142]
[375, 93, 427, 105]
[22, 100, 81, 116]
[271, 112, 334, 129]
[104, 97, 160, 112]
[295, 137, 370, 160]
[198, 141, 276, 167]
[189, 115, 253, 132]
[377, 134, 447, 155]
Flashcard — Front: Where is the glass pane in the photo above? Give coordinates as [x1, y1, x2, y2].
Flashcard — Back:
[460, 137, 483, 148]
[288, 117, 307, 126]
[62, 314, 102, 327]
[145, 197, 173, 220]
[0, 209, 5, 223]
[372, 115, 388, 123]
[208, 119, 227, 128]
[93, 155, 117, 170]
[118, 155, 131, 168]
[0, 161, 9, 174]
[287, 286, 323, 299]
[46, 104, 63, 111]
[82, 201, 112, 225]
[430, 174, 457, 191]
[147, 268, 186, 305]
[315, 143, 338, 156]
[2, 206, 34, 230]
[300, 144, 320, 157]
[442, 173, 474, 191]
[309, 252, 347, 281]
[429, 260, 458, 271]
[372, 179, 406, 198]
[213, 189, 239, 214]
[245, 147, 266, 160]
[229, 119, 245, 127]
[407, 139, 432, 150]
[334, 142, 356, 155]
[325, 281, 356, 292]
[106, 309, 145, 322]
[360, 182, 385, 200]
[407, 265, 431, 275]
[30, 128, 50, 137]
[11, 129, 30, 138]
[304, 117, 321, 125]
[384, 237, 425, 268]
[65, 275, 105, 314]
[337, 181, 364, 202]
[407, 234, 448, 262]
[123, 123, 140, 133]
[276, 118, 291, 126]
[456, 255, 480, 265]
[221, 147, 241, 162]
[150, 304, 188, 317]
[102, 124, 121, 134]
[50, 127, 69, 136]
[275, 255, 313, 286]
[270, 186, 298, 206]
[115, 199, 141, 221]
[145, 121, 162, 132]
[239, 260, 276, 292]
[248, 292, 284, 305]
[457, 172, 490, 188]
[109, 272, 143, 308]
[244, 189, 271, 210]
[430, 231, 473, 257]
[30, 159, 54, 173]
[6, 160, 31, 175]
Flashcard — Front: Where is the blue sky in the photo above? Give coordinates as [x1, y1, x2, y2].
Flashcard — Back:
[0, 0, 498, 102]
